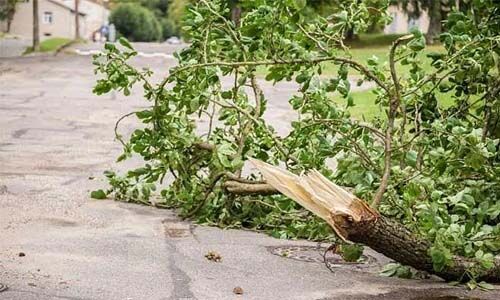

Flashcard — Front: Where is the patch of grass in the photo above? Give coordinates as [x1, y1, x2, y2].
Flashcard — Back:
[39, 37, 72, 52]
[24, 37, 73, 54]
[331, 89, 381, 120]
[334, 89, 456, 120]
[257, 45, 445, 78]
[321, 44, 445, 76]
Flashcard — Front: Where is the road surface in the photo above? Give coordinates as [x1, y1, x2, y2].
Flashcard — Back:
[0, 44, 497, 299]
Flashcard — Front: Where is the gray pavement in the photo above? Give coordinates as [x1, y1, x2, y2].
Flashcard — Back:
[0, 37, 31, 58]
[0, 50, 498, 300]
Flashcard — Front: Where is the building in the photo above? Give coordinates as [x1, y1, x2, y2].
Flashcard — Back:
[384, 4, 430, 34]
[0, 0, 109, 40]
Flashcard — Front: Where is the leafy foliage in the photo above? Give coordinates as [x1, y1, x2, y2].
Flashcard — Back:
[0, 0, 16, 20]
[93, 0, 500, 284]
[0, 0, 18, 32]
[380, 263, 415, 278]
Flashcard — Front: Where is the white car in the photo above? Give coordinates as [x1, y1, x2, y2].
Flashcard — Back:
[165, 36, 182, 45]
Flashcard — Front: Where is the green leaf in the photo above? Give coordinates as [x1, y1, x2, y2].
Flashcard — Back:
[292, 0, 306, 10]
[90, 189, 107, 200]
[408, 36, 425, 52]
[340, 244, 363, 262]
[118, 37, 134, 50]
[380, 263, 401, 277]
[477, 282, 494, 290]
[430, 247, 452, 272]
[405, 150, 418, 168]
[346, 94, 354, 107]
[221, 91, 232, 99]
[104, 42, 117, 52]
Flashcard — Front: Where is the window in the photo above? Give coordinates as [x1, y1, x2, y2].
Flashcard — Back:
[43, 12, 53, 24]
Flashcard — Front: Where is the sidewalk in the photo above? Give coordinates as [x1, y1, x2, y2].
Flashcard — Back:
[0, 36, 31, 58]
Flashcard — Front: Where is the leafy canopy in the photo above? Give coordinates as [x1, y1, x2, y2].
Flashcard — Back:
[109, 3, 162, 42]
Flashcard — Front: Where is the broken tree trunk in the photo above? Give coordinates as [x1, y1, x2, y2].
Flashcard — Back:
[249, 159, 500, 283]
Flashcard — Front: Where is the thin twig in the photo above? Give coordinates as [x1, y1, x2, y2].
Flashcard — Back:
[114, 111, 139, 146]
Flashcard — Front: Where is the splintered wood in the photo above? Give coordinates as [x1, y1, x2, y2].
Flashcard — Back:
[249, 158, 378, 241]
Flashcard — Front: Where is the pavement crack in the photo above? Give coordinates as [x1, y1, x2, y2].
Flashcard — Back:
[164, 237, 197, 300]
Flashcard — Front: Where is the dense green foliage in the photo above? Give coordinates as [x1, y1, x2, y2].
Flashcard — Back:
[0, 0, 16, 20]
[0, 0, 18, 32]
[109, 0, 181, 40]
[93, 0, 500, 285]
[109, 3, 162, 42]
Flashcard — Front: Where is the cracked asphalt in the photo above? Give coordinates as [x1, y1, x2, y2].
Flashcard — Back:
[0, 44, 499, 299]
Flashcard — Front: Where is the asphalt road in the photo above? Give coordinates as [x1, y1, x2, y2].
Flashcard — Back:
[0, 46, 498, 299]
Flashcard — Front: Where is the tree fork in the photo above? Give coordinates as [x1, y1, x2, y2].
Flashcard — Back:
[248, 159, 500, 283]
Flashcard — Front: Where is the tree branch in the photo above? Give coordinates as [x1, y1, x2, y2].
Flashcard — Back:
[169, 56, 389, 93]
[371, 35, 413, 209]
[223, 181, 279, 195]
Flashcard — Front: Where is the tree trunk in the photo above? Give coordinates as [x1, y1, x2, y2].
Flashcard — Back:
[345, 27, 358, 42]
[249, 159, 500, 283]
[426, 0, 442, 44]
[348, 215, 500, 282]
[32, 0, 39, 51]
[230, 0, 241, 27]
[75, 0, 80, 40]
[6, 5, 14, 33]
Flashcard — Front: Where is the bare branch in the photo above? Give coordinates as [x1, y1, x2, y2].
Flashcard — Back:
[224, 181, 279, 195]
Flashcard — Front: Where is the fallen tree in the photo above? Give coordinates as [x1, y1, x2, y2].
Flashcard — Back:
[92, 0, 500, 286]
[250, 159, 500, 283]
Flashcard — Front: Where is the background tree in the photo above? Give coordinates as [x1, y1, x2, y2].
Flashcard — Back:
[32, 0, 39, 51]
[75, 0, 80, 40]
[108, 0, 179, 40]
[397, 0, 464, 44]
[139, 0, 178, 39]
[109, 3, 162, 42]
[0, 0, 18, 33]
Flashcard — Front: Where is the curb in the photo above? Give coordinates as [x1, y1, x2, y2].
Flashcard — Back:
[54, 39, 81, 56]
[74, 49, 174, 59]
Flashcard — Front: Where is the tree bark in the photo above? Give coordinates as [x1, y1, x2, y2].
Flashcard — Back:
[426, 0, 442, 44]
[249, 159, 500, 283]
[344, 27, 358, 42]
[75, 0, 80, 40]
[32, 0, 39, 51]
[230, 0, 241, 27]
[347, 215, 500, 282]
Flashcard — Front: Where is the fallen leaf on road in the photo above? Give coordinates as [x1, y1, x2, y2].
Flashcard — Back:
[205, 251, 222, 262]
[233, 287, 244, 295]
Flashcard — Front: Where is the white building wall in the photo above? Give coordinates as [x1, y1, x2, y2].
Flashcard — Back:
[384, 5, 430, 34]
[3, 0, 107, 40]
[60, 0, 109, 39]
